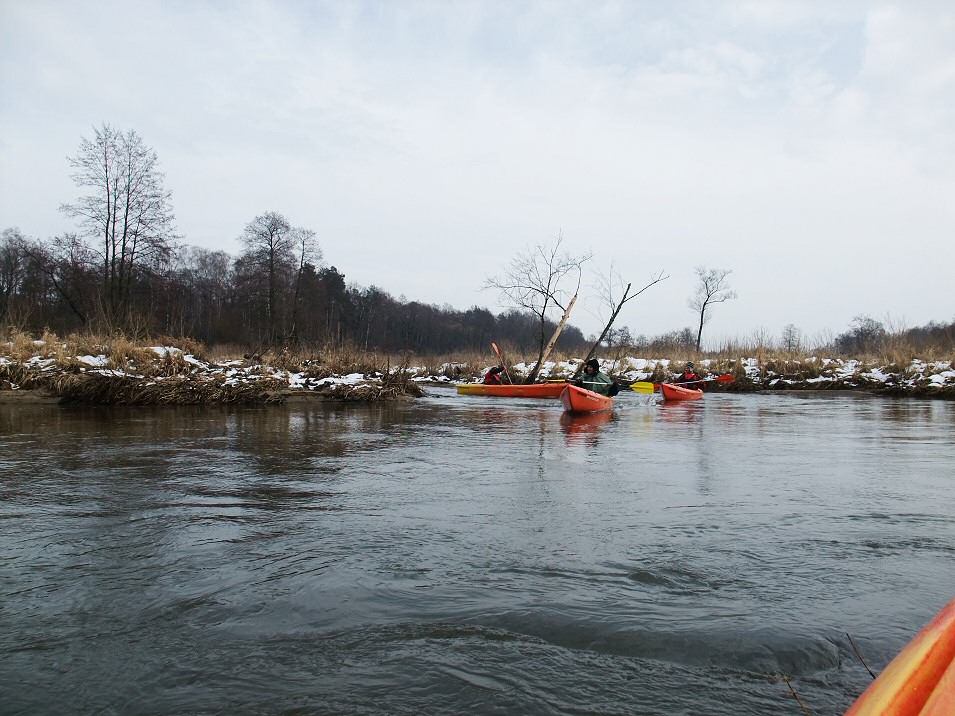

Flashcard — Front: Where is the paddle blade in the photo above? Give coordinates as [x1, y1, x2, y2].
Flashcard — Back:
[630, 381, 656, 394]
[715, 374, 735, 383]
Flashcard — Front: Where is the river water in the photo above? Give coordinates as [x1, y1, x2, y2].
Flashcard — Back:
[1, 389, 953, 715]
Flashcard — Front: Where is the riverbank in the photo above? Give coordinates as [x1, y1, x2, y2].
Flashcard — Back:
[454, 355, 955, 399]
[2, 337, 952, 404]
[0, 344, 425, 405]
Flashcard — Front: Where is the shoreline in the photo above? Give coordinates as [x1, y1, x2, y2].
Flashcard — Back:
[2, 346, 952, 405]
[3, 382, 951, 405]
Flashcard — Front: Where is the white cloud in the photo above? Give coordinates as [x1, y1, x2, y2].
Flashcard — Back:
[1, 0, 953, 342]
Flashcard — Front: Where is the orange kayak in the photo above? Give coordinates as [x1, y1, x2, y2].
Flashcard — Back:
[845, 596, 955, 715]
[660, 383, 703, 401]
[560, 385, 613, 413]
[455, 382, 567, 398]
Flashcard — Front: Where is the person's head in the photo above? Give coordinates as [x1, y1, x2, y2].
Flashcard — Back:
[685, 361, 695, 371]
[490, 366, 503, 374]
[585, 358, 600, 374]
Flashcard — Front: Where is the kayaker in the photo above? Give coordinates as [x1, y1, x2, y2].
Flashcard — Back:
[483, 366, 504, 385]
[673, 362, 703, 385]
[575, 359, 615, 396]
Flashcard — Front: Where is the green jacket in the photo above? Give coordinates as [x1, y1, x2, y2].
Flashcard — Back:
[580, 371, 614, 396]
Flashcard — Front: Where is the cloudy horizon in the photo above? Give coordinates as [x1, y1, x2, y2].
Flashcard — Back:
[2, 1, 953, 345]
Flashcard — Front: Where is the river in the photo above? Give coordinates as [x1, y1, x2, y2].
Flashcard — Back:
[2, 389, 953, 715]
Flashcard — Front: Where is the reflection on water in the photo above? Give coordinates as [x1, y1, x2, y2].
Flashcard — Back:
[1, 391, 954, 715]
[559, 410, 614, 446]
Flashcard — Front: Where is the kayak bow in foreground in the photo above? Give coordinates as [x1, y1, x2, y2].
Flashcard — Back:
[845, 595, 955, 715]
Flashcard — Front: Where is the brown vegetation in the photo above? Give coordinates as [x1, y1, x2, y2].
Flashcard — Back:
[0, 330, 425, 405]
[2, 329, 952, 404]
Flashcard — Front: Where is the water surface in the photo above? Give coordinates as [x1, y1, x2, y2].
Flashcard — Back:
[2, 390, 953, 714]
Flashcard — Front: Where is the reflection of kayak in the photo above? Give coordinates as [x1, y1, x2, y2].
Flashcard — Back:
[560, 385, 613, 413]
[559, 410, 613, 430]
[455, 382, 566, 398]
[560, 410, 612, 443]
[846, 596, 955, 715]
[660, 383, 703, 401]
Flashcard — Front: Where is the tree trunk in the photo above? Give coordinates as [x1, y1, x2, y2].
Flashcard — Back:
[573, 283, 632, 378]
[526, 293, 577, 383]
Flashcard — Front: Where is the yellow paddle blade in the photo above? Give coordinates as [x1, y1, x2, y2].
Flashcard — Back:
[630, 381, 656, 394]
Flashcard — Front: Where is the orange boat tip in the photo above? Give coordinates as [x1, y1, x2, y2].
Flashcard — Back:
[845, 597, 955, 715]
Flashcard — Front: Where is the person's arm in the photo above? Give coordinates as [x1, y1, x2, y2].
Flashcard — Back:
[587, 372, 614, 395]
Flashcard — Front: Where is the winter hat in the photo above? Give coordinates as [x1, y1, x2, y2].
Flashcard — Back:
[585, 359, 600, 371]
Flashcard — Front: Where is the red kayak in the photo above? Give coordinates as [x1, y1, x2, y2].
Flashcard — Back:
[660, 383, 703, 401]
[560, 385, 613, 414]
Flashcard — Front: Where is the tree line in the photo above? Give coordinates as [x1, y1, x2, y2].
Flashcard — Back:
[0, 124, 598, 355]
[0, 221, 593, 355]
[2, 124, 951, 359]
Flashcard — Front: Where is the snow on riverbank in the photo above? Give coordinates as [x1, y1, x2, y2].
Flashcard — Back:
[429, 355, 955, 395]
[2, 343, 953, 401]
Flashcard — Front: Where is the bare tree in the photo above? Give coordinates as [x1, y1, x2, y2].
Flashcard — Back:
[484, 233, 592, 383]
[23, 233, 97, 328]
[781, 324, 802, 353]
[237, 212, 298, 345]
[0, 228, 28, 325]
[168, 245, 233, 340]
[834, 314, 886, 355]
[688, 266, 737, 353]
[575, 264, 668, 376]
[288, 227, 322, 343]
[60, 123, 177, 330]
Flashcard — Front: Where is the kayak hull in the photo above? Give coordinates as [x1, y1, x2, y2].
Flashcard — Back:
[846, 596, 955, 715]
[560, 385, 614, 413]
[455, 382, 567, 398]
[660, 383, 703, 401]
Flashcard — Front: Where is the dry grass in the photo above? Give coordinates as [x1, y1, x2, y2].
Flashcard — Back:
[49, 373, 289, 405]
[2, 329, 952, 401]
[0, 331, 428, 403]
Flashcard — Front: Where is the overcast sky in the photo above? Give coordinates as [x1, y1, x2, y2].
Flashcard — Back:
[2, 1, 953, 345]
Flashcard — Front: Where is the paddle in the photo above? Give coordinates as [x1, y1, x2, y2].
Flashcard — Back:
[630, 374, 734, 392]
[491, 342, 513, 384]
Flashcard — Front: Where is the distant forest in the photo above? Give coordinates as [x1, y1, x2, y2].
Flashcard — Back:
[2, 124, 952, 358]
[0, 223, 591, 354]
[4, 223, 952, 358]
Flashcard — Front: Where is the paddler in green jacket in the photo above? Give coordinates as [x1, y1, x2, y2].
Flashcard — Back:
[575, 358, 616, 396]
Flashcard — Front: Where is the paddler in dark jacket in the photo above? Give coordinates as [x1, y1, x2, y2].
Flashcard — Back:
[575, 358, 615, 396]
